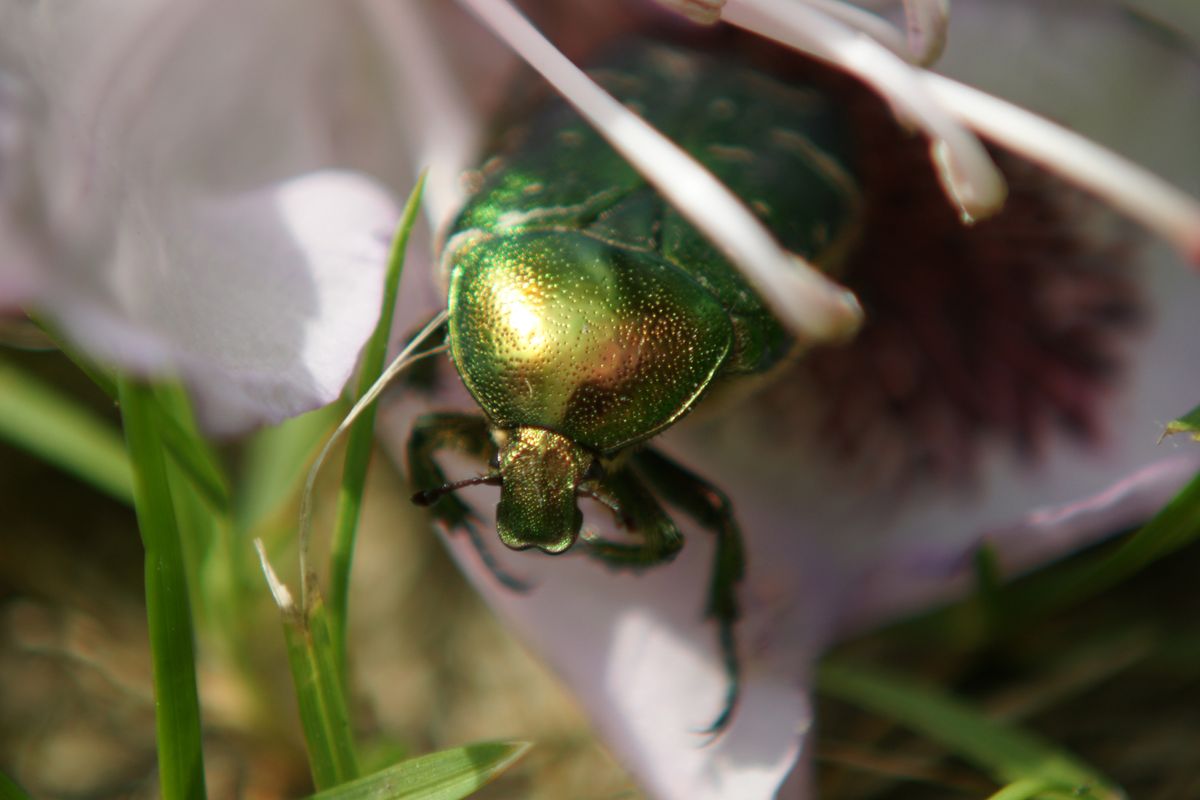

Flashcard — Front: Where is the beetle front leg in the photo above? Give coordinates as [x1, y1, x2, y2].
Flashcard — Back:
[577, 467, 685, 569]
[407, 413, 526, 591]
[631, 447, 746, 735]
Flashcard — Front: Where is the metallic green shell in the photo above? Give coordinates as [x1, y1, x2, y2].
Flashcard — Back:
[445, 41, 861, 453]
[449, 230, 732, 453]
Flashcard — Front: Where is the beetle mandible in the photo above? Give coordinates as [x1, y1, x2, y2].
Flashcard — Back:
[408, 40, 862, 731]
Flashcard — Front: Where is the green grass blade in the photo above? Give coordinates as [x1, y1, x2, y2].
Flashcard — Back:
[817, 660, 1121, 799]
[1063, 467, 1200, 592]
[328, 174, 427, 672]
[0, 357, 133, 503]
[238, 405, 341, 536]
[912, 467, 1200, 642]
[152, 384, 232, 512]
[0, 770, 31, 800]
[308, 741, 530, 800]
[1161, 404, 1200, 440]
[1004, 468, 1200, 624]
[28, 315, 120, 400]
[279, 590, 360, 787]
[118, 378, 207, 800]
[985, 778, 1074, 800]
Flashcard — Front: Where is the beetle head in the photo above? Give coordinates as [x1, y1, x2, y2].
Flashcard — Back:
[494, 426, 592, 554]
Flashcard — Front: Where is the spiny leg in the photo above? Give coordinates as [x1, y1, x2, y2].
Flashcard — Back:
[407, 412, 527, 591]
[577, 466, 685, 569]
[631, 447, 746, 736]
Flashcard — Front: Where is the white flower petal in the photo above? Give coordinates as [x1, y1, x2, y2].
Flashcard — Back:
[364, 0, 484, 231]
[448, 536, 806, 800]
[0, 219, 39, 307]
[51, 171, 397, 435]
[2, 0, 405, 432]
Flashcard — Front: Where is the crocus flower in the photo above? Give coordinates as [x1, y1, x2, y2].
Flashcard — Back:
[6, 0, 1197, 798]
[378, 1, 1200, 799]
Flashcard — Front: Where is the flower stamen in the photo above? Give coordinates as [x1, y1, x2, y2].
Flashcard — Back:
[923, 73, 1200, 266]
[456, 0, 864, 345]
[719, 0, 1008, 222]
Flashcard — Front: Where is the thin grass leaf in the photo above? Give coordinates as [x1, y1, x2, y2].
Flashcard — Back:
[118, 378, 206, 800]
[238, 405, 342, 536]
[816, 660, 1121, 800]
[165, 454, 222, 632]
[912, 467, 1200, 642]
[328, 173, 427, 674]
[1006, 467, 1200, 623]
[30, 315, 119, 399]
[0, 770, 32, 800]
[152, 384, 232, 512]
[984, 779, 1066, 800]
[1161, 404, 1200, 441]
[151, 384, 237, 636]
[271, 579, 359, 788]
[0, 357, 133, 503]
[308, 741, 530, 800]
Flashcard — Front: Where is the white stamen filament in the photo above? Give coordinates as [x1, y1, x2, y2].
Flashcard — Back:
[364, 0, 481, 230]
[803, 0, 912, 62]
[655, 0, 941, 67]
[901, 0, 950, 65]
[456, 0, 864, 344]
[924, 73, 1200, 265]
[721, 0, 1007, 222]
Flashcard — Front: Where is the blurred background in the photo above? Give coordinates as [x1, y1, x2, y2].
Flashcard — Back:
[2, 342, 1199, 799]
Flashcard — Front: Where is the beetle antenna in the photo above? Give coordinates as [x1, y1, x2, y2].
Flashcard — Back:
[412, 473, 501, 506]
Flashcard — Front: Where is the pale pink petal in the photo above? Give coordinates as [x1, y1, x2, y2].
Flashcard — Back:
[45, 171, 398, 435]
[0, 0, 404, 431]
[0, 218, 39, 307]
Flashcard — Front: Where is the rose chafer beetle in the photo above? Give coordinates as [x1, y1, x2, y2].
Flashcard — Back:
[408, 40, 862, 731]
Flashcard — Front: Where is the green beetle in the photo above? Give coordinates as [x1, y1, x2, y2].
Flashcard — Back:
[408, 40, 862, 730]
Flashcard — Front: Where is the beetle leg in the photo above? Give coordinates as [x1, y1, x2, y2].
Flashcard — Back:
[631, 447, 746, 736]
[577, 469, 685, 568]
[407, 412, 527, 591]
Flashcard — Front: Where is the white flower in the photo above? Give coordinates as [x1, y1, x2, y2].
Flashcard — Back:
[0, 0, 406, 433]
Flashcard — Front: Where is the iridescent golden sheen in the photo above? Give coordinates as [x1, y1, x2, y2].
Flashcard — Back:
[434, 42, 859, 557]
[448, 230, 733, 454]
